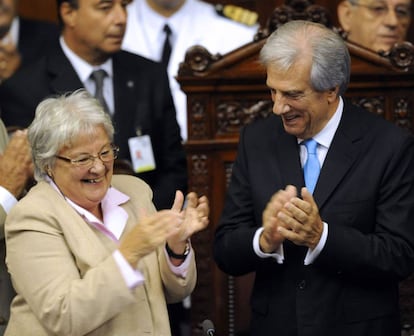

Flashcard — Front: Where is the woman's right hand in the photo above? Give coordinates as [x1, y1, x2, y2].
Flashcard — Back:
[118, 209, 184, 268]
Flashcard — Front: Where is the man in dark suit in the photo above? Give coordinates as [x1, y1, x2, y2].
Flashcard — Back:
[0, 0, 59, 82]
[214, 20, 414, 336]
[0, 0, 187, 211]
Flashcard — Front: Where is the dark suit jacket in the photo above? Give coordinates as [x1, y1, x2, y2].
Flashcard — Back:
[214, 101, 414, 336]
[0, 41, 187, 210]
[17, 17, 59, 67]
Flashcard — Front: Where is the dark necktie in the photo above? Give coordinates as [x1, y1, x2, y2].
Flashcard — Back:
[161, 24, 172, 67]
[90, 69, 109, 113]
[302, 139, 320, 194]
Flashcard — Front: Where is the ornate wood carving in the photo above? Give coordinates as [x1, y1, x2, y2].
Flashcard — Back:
[393, 97, 412, 131]
[216, 100, 272, 134]
[264, 0, 332, 34]
[188, 97, 209, 139]
[349, 96, 385, 117]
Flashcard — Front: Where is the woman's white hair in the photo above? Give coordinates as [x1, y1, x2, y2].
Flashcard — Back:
[28, 89, 114, 181]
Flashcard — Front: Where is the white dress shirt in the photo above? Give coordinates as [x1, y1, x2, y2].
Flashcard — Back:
[59, 37, 115, 115]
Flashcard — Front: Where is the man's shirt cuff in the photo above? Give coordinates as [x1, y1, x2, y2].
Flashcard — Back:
[253, 227, 284, 263]
[304, 222, 328, 265]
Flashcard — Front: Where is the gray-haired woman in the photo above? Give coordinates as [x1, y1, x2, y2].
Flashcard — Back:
[5, 89, 209, 336]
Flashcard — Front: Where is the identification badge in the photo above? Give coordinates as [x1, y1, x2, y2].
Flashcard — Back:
[128, 135, 156, 173]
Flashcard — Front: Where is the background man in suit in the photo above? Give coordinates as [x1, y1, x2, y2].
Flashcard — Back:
[214, 20, 414, 336]
[0, 0, 59, 82]
[337, 0, 411, 52]
[0, 1, 55, 332]
[0, 0, 187, 211]
[122, 0, 259, 141]
[0, 121, 32, 334]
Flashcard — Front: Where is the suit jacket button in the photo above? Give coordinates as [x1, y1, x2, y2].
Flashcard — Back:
[298, 280, 306, 289]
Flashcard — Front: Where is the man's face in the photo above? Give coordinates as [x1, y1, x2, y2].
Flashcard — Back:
[0, 0, 18, 39]
[338, 0, 411, 52]
[61, 0, 129, 64]
[266, 59, 338, 140]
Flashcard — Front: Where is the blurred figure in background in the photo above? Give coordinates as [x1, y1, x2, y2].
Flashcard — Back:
[0, 121, 32, 334]
[122, 0, 259, 141]
[337, 0, 411, 52]
[0, 0, 59, 82]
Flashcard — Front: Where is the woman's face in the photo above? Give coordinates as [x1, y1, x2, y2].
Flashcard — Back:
[51, 125, 114, 216]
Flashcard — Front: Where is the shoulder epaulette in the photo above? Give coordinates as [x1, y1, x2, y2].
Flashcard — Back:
[215, 4, 259, 26]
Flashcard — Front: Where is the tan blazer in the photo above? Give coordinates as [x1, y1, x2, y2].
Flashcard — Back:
[4, 174, 197, 336]
[0, 119, 9, 229]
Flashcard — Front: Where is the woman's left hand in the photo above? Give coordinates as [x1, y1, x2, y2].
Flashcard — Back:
[167, 190, 209, 251]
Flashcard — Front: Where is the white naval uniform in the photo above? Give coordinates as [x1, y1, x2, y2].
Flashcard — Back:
[122, 0, 259, 141]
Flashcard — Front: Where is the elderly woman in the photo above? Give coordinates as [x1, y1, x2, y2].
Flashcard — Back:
[4, 89, 209, 336]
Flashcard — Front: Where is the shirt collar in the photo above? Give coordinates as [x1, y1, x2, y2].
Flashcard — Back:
[67, 187, 129, 223]
[139, 0, 188, 42]
[297, 96, 343, 149]
[1, 16, 19, 45]
[313, 96, 343, 149]
[59, 36, 113, 83]
[47, 176, 130, 240]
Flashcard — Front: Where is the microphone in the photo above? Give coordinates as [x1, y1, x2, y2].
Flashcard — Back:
[202, 319, 216, 336]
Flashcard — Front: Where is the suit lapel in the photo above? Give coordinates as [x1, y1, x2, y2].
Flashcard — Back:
[112, 52, 137, 120]
[268, 116, 304, 191]
[47, 44, 85, 94]
[111, 52, 141, 157]
[314, 102, 364, 209]
[17, 19, 31, 59]
[0, 120, 8, 152]
[276, 132, 304, 190]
